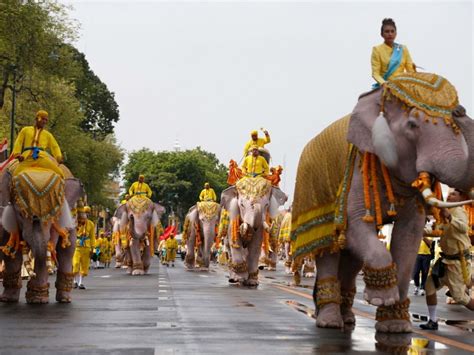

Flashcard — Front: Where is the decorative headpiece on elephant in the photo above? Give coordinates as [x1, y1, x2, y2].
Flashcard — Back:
[115, 196, 165, 275]
[183, 201, 221, 271]
[0, 162, 84, 304]
[291, 72, 474, 333]
[220, 176, 287, 286]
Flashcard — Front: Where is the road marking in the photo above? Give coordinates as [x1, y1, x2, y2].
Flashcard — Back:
[272, 284, 474, 353]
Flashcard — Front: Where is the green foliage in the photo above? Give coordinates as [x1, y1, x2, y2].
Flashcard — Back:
[123, 148, 228, 220]
[0, 1, 124, 207]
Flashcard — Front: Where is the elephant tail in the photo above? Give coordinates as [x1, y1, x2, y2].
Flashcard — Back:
[29, 218, 48, 264]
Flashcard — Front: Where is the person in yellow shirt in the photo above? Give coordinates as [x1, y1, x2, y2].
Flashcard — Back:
[11, 110, 64, 178]
[165, 234, 179, 267]
[371, 18, 415, 88]
[199, 182, 217, 202]
[241, 146, 270, 177]
[243, 129, 271, 158]
[72, 206, 96, 289]
[129, 175, 152, 198]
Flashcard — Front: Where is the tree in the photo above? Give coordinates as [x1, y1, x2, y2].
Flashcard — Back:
[123, 148, 228, 222]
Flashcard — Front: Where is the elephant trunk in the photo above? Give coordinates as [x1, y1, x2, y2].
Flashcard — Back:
[201, 222, 215, 268]
[249, 203, 263, 230]
[29, 219, 48, 265]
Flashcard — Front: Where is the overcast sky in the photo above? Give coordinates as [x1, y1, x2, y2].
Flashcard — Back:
[63, 0, 473, 203]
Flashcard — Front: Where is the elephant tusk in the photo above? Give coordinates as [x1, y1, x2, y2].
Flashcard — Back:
[421, 187, 473, 208]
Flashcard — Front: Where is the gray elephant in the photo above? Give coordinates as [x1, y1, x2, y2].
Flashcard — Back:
[291, 72, 474, 333]
[116, 196, 165, 275]
[183, 201, 221, 270]
[221, 176, 287, 286]
[0, 162, 83, 303]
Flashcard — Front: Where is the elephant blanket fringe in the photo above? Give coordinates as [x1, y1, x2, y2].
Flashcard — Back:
[127, 195, 152, 215]
[197, 201, 220, 220]
[12, 168, 65, 223]
[0, 232, 21, 258]
[182, 216, 191, 243]
[236, 176, 271, 200]
[217, 209, 230, 239]
[290, 115, 354, 262]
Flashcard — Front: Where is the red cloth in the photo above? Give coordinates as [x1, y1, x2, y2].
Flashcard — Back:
[160, 225, 177, 240]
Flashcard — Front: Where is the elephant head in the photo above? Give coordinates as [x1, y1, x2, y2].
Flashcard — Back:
[117, 197, 165, 240]
[221, 177, 287, 237]
[348, 73, 473, 206]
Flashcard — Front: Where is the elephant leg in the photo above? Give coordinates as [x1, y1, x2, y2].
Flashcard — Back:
[26, 250, 49, 304]
[314, 251, 343, 328]
[55, 230, 75, 303]
[0, 253, 22, 302]
[338, 250, 363, 324]
[244, 229, 264, 287]
[228, 237, 248, 284]
[185, 232, 196, 269]
[130, 240, 144, 276]
[143, 247, 151, 274]
[375, 199, 424, 333]
[346, 168, 399, 307]
[114, 244, 122, 268]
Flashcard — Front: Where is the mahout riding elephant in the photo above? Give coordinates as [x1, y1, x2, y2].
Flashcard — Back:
[183, 201, 220, 270]
[221, 176, 287, 286]
[291, 72, 474, 332]
[115, 195, 165, 275]
[0, 162, 83, 303]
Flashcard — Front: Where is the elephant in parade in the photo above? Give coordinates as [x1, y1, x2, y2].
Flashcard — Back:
[115, 195, 165, 275]
[221, 175, 287, 286]
[0, 161, 83, 303]
[291, 72, 474, 333]
[183, 201, 221, 271]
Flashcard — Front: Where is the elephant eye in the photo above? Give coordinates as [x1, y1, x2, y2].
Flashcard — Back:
[407, 120, 419, 129]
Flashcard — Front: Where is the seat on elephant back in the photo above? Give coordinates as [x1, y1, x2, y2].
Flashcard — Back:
[235, 175, 272, 201]
[11, 167, 65, 223]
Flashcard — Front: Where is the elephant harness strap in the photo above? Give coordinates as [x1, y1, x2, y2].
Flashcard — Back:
[194, 222, 202, 247]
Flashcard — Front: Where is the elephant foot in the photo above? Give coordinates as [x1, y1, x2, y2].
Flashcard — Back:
[26, 283, 50, 304]
[115, 262, 122, 268]
[316, 303, 344, 329]
[285, 267, 293, 275]
[200, 267, 209, 272]
[341, 288, 356, 324]
[304, 272, 315, 278]
[55, 272, 74, 303]
[375, 319, 412, 333]
[132, 269, 145, 276]
[243, 271, 259, 287]
[184, 263, 194, 270]
[375, 299, 412, 333]
[121, 265, 129, 269]
[267, 266, 276, 271]
[126, 267, 132, 274]
[0, 289, 21, 303]
[362, 263, 399, 306]
[55, 290, 72, 303]
[375, 332, 412, 353]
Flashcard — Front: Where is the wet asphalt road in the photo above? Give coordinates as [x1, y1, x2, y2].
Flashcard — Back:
[0, 258, 473, 354]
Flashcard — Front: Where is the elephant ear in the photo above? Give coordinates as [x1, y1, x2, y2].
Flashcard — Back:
[151, 203, 165, 227]
[220, 186, 239, 220]
[188, 205, 197, 214]
[64, 178, 84, 208]
[115, 204, 128, 233]
[347, 88, 383, 153]
[269, 187, 288, 219]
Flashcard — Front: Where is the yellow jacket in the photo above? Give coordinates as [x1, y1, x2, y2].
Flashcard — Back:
[129, 181, 152, 198]
[243, 136, 271, 157]
[199, 188, 217, 202]
[371, 43, 415, 85]
[166, 238, 178, 250]
[76, 219, 96, 250]
[241, 155, 269, 176]
[13, 126, 62, 161]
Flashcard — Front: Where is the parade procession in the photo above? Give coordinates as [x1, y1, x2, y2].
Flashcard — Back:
[0, 1, 473, 354]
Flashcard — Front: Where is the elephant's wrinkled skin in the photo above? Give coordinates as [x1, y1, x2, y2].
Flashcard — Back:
[0, 169, 83, 303]
[299, 87, 474, 332]
[116, 198, 165, 275]
[221, 178, 287, 286]
[184, 202, 221, 271]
